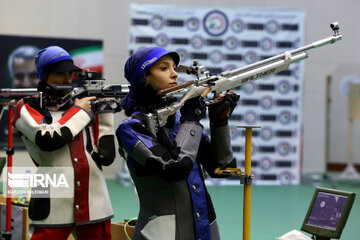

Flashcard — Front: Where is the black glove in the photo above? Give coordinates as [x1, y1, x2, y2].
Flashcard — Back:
[180, 96, 207, 123]
[208, 92, 240, 127]
[91, 99, 122, 114]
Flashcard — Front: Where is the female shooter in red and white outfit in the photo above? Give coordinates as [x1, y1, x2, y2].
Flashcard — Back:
[12, 46, 115, 240]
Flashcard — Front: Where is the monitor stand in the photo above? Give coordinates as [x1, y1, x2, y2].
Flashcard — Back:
[314, 236, 330, 240]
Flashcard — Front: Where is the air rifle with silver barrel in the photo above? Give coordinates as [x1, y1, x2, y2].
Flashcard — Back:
[0, 70, 130, 113]
[146, 22, 342, 135]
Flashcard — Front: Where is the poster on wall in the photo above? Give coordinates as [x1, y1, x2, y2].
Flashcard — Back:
[0, 35, 103, 150]
[129, 4, 306, 185]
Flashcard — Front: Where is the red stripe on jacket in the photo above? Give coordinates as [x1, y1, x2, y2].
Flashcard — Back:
[24, 103, 44, 125]
[58, 107, 82, 125]
[69, 132, 90, 223]
[13, 97, 43, 126]
[12, 98, 25, 126]
[92, 115, 99, 147]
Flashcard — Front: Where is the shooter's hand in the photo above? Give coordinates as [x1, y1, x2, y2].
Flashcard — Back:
[208, 92, 240, 127]
[75, 96, 96, 112]
[180, 88, 211, 123]
[92, 99, 122, 114]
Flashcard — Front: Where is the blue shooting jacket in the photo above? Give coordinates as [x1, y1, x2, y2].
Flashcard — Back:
[116, 111, 236, 240]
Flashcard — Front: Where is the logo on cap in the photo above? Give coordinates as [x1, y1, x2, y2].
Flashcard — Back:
[141, 57, 157, 70]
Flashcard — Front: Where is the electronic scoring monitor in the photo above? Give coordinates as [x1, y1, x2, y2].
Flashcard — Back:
[301, 187, 355, 239]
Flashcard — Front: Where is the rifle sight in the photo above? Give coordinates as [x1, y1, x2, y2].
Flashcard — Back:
[78, 70, 99, 80]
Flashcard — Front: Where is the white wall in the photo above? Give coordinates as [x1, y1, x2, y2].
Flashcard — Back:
[0, 0, 358, 177]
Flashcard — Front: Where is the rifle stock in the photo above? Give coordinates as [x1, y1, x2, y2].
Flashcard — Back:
[157, 80, 194, 96]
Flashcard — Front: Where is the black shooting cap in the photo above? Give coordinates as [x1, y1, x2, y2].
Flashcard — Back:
[43, 59, 82, 74]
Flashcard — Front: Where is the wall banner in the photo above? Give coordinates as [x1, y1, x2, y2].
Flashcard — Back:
[129, 4, 306, 185]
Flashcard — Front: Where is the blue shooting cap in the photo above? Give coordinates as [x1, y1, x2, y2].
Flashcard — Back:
[121, 47, 180, 112]
[35, 46, 82, 83]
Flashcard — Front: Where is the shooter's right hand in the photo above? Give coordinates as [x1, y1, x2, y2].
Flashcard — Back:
[75, 96, 96, 112]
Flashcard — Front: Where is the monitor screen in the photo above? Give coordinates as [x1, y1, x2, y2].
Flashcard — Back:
[301, 187, 355, 239]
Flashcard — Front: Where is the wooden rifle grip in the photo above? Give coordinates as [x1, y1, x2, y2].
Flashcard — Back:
[157, 80, 195, 96]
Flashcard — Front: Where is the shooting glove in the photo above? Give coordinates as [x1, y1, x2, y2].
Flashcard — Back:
[180, 96, 207, 123]
[90, 113, 116, 168]
[208, 92, 240, 127]
[91, 99, 122, 114]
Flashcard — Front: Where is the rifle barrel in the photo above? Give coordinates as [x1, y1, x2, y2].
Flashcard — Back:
[0, 88, 39, 105]
[221, 34, 342, 78]
[0, 88, 38, 93]
[0, 88, 39, 98]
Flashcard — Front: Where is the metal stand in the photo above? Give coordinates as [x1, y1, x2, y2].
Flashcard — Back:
[340, 117, 360, 179]
[238, 126, 260, 240]
[2, 105, 14, 240]
[0, 89, 42, 240]
[339, 84, 360, 180]
[215, 125, 260, 240]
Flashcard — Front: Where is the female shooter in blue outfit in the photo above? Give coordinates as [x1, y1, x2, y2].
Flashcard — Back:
[116, 47, 239, 240]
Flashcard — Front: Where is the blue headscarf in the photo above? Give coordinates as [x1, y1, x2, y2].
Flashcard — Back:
[121, 47, 179, 114]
